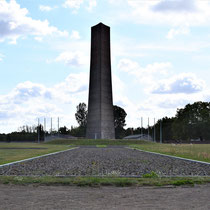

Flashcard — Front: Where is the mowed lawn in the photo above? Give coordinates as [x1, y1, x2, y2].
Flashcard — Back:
[0, 143, 69, 165]
[131, 144, 210, 163]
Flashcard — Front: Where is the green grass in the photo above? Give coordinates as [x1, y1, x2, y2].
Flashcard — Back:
[142, 171, 159, 178]
[0, 176, 209, 187]
[0, 143, 70, 165]
[46, 139, 152, 146]
[96, 145, 107, 148]
[131, 143, 210, 163]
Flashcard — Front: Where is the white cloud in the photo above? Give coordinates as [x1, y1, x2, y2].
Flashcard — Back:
[63, 0, 96, 11]
[116, 0, 210, 30]
[39, 5, 57, 12]
[152, 0, 196, 13]
[0, 72, 89, 133]
[55, 51, 88, 66]
[150, 73, 205, 94]
[138, 89, 210, 119]
[119, 59, 171, 75]
[0, 0, 68, 44]
[87, 0, 97, 11]
[116, 58, 210, 125]
[10, 81, 52, 104]
[117, 58, 139, 73]
[118, 58, 171, 87]
[137, 94, 191, 119]
[63, 0, 84, 9]
[54, 73, 88, 96]
[0, 53, 4, 61]
[166, 26, 190, 39]
[118, 59, 206, 95]
[34, 37, 43, 42]
[70, 30, 80, 40]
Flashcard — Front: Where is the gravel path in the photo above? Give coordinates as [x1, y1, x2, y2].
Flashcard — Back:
[0, 147, 210, 176]
[1, 184, 210, 210]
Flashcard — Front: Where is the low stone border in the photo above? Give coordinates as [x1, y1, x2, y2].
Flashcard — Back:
[0, 147, 78, 168]
[128, 147, 210, 165]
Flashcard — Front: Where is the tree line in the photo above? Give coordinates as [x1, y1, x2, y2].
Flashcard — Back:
[71, 101, 210, 142]
[0, 124, 44, 142]
[155, 101, 210, 142]
[0, 101, 210, 142]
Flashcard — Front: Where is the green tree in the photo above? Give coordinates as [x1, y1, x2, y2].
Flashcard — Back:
[113, 105, 127, 139]
[75, 103, 88, 127]
[172, 102, 210, 141]
[69, 126, 86, 137]
[154, 117, 175, 143]
[59, 126, 69, 135]
[113, 105, 127, 128]
[74, 103, 88, 137]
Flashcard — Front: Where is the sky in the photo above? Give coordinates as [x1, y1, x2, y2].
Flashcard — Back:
[1, 0, 210, 133]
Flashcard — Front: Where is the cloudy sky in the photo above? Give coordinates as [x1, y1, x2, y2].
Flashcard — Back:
[1, 0, 210, 133]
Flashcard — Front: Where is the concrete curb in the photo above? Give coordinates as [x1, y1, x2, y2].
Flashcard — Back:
[0, 147, 78, 168]
[127, 147, 210, 165]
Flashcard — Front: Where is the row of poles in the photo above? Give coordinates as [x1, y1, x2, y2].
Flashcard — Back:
[37, 117, 163, 143]
[140, 117, 162, 143]
[37, 117, 60, 143]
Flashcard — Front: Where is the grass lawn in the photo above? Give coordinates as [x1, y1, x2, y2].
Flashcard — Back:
[0, 175, 209, 187]
[96, 145, 107, 148]
[131, 143, 210, 163]
[0, 143, 69, 165]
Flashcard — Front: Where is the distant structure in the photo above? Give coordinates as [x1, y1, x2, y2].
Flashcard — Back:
[86, 23, 115, 139]
[123, 134, 153, 141]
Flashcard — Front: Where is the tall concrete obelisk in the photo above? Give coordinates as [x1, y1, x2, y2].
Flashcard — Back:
[86, 23, 115, 139]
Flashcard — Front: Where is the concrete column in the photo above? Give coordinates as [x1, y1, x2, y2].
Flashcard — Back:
[86, 23, 115, 139]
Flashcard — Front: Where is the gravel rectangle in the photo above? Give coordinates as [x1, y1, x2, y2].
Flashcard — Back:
[0, 148, 210, 177]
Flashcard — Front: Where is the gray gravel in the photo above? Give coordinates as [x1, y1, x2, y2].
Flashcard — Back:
[0, 147, 210, 177]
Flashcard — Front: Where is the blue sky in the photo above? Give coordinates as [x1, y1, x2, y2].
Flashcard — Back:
[1, 0, 210, 133]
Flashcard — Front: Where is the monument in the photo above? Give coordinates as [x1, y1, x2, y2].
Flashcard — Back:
[86, 23, 115, 139]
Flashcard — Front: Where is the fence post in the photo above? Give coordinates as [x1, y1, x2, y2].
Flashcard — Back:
[141, 117, 143, 139]
[37, 118, 40, 143]
[160, 119, 162, 144]
[154, 118, 156, 142]
[148, 117, 149, 141]
[58, 117, 59, 137]
[44, 118, 46, 142]
[51, 117, 52, 135]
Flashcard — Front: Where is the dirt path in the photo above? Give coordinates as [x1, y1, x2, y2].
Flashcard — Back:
[0, 184, 210, 210]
